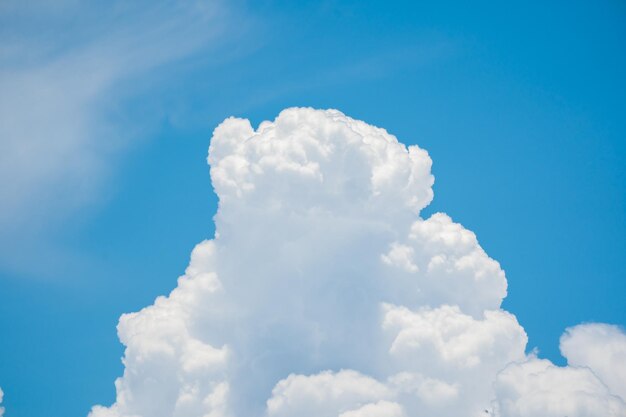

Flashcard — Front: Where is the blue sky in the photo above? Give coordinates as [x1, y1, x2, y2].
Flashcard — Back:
[0, 1, 625, 416]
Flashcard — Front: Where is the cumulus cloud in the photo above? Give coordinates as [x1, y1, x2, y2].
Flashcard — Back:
[0, 387, 4, 417]
[560, 323, 626, 400]
[90, 108, 626, 417]
[493, 357, 626, 417]
[267, 370, 394, 417]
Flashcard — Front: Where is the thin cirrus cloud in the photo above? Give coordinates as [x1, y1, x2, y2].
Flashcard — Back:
[0, 0, 244, 275]
[87, 108, 626, 417]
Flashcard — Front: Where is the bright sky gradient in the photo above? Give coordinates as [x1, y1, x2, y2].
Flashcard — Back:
[0, 1, 625, 416]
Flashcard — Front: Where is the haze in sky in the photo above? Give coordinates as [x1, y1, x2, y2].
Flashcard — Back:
[0, 1, 625, 417]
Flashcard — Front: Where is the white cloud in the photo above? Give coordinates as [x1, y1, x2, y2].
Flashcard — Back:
[381, 213, 507, 317]
[0, 387, 4, 417]
[492, 357, 626, 417]
[381, 243, 418, 272]
[267, 370, 393, 417]
[560, 323, 626, 400]
[382, 304, 527, 415]
[90, 108, 626, 417]
[338, 401, 405, 417]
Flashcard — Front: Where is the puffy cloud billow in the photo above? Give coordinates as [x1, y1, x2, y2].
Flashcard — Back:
[90, 108, 626, 417]
[0, 387, 4, 417]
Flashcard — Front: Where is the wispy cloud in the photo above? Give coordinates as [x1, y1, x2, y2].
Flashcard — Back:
[0, 0, 247, 276]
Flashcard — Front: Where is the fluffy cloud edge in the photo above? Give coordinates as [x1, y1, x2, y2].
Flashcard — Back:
[560, 322, 626, 400]
[87, 108, 626, 417]
[493, 355, 626, 417]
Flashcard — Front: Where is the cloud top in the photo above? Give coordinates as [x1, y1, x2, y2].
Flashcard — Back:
[90, 108, 626, 417]
[209, 109, 434, 215]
